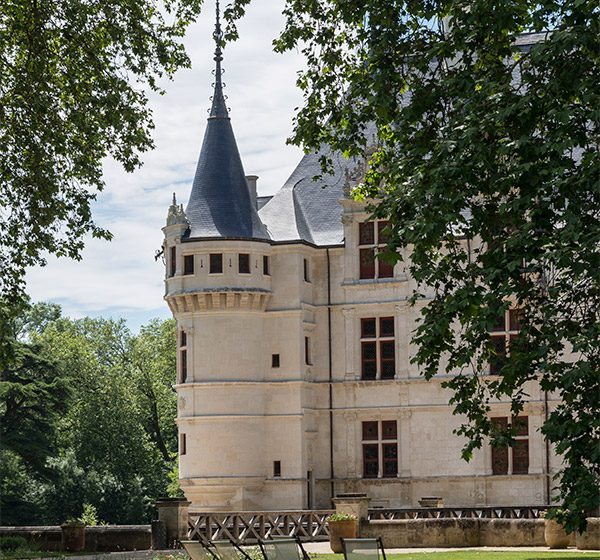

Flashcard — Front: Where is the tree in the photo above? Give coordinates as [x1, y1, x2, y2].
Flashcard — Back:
[0, 0, 205, 304]
[0, 338, 71, 524]
[226, 0, 600, 531]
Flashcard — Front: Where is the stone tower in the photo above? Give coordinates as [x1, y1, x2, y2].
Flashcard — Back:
[162, 2, 316, 512]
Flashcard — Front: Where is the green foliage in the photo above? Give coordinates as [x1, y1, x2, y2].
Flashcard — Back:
[225, 0, 600, 533]
[325, 513, 357, 522]
[0, 536, 28, 552]
[0, 302, 178, 525]
[0, 0, 206, 303]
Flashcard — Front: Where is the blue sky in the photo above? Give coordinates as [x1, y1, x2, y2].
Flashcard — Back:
[25, 0, 305, 332]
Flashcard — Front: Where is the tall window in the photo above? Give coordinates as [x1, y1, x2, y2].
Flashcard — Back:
[489, 309, 522, 374]
[169, 246, 176, 277]
[362, 420, 398, 478]
[303, 258, 310, 282]
[491, 416, 529, 475]
[359, 221, 394, 279]
[183, 255, 194, 276]
[180, 433, 186, 455]
[209, 253, 223, 274]
[304, 336, 312, 365]
[180, 330, 188, 383]
[263, 255, 270, 276]
[239, 253, 250, 274]
[360, 317, 395, 380]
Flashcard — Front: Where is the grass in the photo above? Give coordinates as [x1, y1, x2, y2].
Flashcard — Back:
[311, 553, 600, 560]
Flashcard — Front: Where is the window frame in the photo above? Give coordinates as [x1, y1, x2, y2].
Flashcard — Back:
[358, 220, 394, 280]
[179, 330, 188, 384]
[169, 246, 176, 277]
[491, 415, 529, 475]
[209, 253, 223, 274]
[183, 254, 194, 276]
[303, 258, 311, 282]
[238, 253, 251, 274]
[489, 309, 522, 375]
[263, 255, 270, 276]
[360, 317, 396, 380]
[361, 420, 398, 479]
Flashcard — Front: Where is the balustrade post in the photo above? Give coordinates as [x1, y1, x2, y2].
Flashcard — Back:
[156, 497, 191, 548]
[333, 493, 371, 537]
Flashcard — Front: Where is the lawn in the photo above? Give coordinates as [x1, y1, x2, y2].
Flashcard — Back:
[312, 553, 600, 560]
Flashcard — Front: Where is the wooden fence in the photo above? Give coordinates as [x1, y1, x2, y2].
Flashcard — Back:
[188, 506, 548, 544]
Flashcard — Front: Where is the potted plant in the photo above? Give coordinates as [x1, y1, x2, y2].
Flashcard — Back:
[61, 518, 86, 552]
[61, 503, 99, 552]
[543, 509, 571, 549]
[326, 512, 357, 553]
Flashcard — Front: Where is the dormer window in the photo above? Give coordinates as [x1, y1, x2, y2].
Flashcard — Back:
[359, 221, 394, 279]
[209, 254, 223, 274]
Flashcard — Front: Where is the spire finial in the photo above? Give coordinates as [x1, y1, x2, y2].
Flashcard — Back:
[209, 0, 229, 119]
[172, 192, 177, 205]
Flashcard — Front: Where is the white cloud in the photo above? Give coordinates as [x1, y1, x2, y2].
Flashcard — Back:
[25, 0, 306, 329]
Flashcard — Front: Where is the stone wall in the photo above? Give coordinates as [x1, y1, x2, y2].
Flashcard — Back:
[0, 525, 151, 552]
[362, 518, 546, 547]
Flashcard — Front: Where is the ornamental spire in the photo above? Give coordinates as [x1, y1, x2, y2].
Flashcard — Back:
[209, 0, 228, 119]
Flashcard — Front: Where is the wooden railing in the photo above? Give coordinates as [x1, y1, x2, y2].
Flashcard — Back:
[188, 506, 548, 544]
[368, 506, 548, 520]
[188, 510, 334, 544]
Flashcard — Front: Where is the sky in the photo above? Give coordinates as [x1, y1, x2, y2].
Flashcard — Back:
[25, 0, 305, 332]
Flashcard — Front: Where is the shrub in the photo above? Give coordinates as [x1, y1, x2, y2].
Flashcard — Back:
[325, 513, 356, 522]
[0, 536, 28, 552]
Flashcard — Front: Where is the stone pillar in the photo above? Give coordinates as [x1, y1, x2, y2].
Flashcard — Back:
[333, 493, 371, 536]
[156, 497, 190, 547]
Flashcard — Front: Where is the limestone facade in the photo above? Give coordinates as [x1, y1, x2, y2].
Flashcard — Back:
[161, 20, 559, 513]
[163, 196, 560, 512]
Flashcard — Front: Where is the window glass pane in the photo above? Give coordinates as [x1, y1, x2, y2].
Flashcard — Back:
[377, 221, 390, 244]
[489, 336, 506, 374]
[512, 439, 529, 474]
[491, 312, 507, 332]
[491, 444, 509, 475]
[382, 420, 397, 439]
[361, 342, 377, 379]
[210, 253, 223, 273]
[183, 255, 194, 275]
[304, 258, 310, 282]
[263, 255, 270, 275]
[509, 309, 523, 331]
[362, 421, 378, 441]
[180, 331, 187, 347]
[363, 444, 379, 478]
[380, 341, 395, 360]
[359, 222, 375, 245]
[513, 416, 528, 436]
[271, 354, 280, 368]
[360, 249, 376, 279]
[361, 318, 376, 338]
[239, 253, 250, 273]
[378, 257, 394, 278]
[170, 246, 176, 277]
[180, 349, 187, 383]
[382, 443, 397, 477]
[380, 317, 395, 337]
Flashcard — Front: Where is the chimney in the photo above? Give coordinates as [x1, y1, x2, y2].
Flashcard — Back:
[245, 175, 258, 209]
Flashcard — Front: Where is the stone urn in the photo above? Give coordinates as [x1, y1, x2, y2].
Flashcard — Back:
[327, 516, 357, 553]
[61, 522, 86, 552]
[544, 518, 570, 549]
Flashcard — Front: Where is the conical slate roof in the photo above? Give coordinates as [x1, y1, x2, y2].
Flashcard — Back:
[184, 4, 269, 241]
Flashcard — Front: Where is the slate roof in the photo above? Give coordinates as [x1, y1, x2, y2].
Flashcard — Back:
[184, 15, 269, 241]
[259, 148, 365, 246]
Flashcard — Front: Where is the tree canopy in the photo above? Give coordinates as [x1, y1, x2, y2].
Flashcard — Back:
[0, 0, 204, 304]
[0, 302, 179, 525]
[226, 0, 600, 531]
